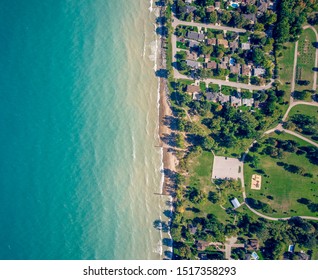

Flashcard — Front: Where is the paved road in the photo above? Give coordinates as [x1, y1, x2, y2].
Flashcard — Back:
[172, 15, 246, 33]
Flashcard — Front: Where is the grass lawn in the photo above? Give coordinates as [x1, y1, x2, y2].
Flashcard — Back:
[183, 151, 235, 224]
[288, 104, 318, 119]
[239, 34, 248, 43]
[295, 28, 316, 92]
[287, 104, 318, 143]
[221, 85, 237, 96]
[176, 41, 187, 50]
[208, 83, 220, 92]
[277, 42, 295, 96]
[245, 132, 318, 218]
[215, 138, 252, 158]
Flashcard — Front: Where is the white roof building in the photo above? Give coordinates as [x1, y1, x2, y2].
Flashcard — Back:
[231, 198, 241, 209]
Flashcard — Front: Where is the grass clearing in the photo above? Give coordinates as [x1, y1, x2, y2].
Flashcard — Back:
[289, 104, 318, 119]
[277, 42, 295, 95]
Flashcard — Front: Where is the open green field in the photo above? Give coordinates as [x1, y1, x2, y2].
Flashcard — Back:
[245, 132, 318, 218]
[183, 151, 236, 224]
[295, 28, 316, 92]
[277, 42, 295, 96]
[287, 104, 318, 143]
[289, 104, 318, 119]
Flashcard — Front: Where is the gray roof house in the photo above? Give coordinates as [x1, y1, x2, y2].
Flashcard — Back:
[231, 198, 241, 209]
[242, 13, 256, 24]
[231, 96, 242, 107]
[186, 60, 201, 68]
[180, 5, 197, 14]
[187, 31, 205, 41]
[242, 98, 254, 107]
[188, 40, 200, 48]
[253, 67, 265, 76]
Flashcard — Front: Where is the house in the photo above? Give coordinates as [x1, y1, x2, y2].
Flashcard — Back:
[223, 56, 229, 63]
[242, 98, 254, 107]
[246, 239, 259, 251]
[206, 6, 215, 13]
[186, 60, 201, 68]
[177, 37, 186, 43]
[188, 224, 197, 235]
[218, 93, 230, 104]
[230, 40, 239, 51]
[258, 0, 268, 13]
[241, 64, 251, 76]
[242, 13, 256, 24]
[218, 62, 227, 69]
[241, 42, 251, 50]
[185, 0, 193, 3]
[215, 1, 221, 10]
[253, 67, 265, 76]
[188, 40, 200, 48]
[193, 92, 202, 100]
[231, 96, 242, 107]
[206, 61, 217, 69]
[180, 5, 197, 14]
[206, 38, 217, 45]
[187, 31, 205, 41]
[230, 64, 240, 74]
[297, 252, 309, 260]
[186, 84, 200, 93]
[218, 38, 229, 48]
[197, 240, 211, 251]
[187, 51, 198, 60]
[231, 197, 241, 209]
[206, 91, 218, 101]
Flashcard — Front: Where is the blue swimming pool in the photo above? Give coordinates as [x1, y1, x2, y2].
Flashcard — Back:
[231, 3, 239, 8]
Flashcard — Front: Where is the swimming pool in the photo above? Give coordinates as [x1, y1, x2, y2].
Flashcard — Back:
[231, 3, 239, 8]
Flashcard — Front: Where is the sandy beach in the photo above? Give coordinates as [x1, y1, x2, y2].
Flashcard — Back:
[157, 7, 177, 196]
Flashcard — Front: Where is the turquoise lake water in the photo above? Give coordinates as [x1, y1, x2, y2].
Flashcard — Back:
[0, 0, 169, 259]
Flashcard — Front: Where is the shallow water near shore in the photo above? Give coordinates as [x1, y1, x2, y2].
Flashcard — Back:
[0, 0, 169, 259]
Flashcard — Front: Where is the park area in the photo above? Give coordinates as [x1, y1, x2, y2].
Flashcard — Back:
[287, 104, 318, 143]
[244, 132, 318, 218]
[295, 28, 317, 92]
[182, 150, 243, 224]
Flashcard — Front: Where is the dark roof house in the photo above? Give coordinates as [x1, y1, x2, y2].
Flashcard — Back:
[187, 31, 205, 41]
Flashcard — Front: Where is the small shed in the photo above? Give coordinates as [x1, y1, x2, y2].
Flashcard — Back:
[231, 198, 241, 209]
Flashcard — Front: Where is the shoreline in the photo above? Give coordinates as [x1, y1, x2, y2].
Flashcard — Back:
[156, 3, 176, 259]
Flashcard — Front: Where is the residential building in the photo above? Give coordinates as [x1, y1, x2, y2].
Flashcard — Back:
[230, 64, 240, 74]
[206, 61, 217, 69]
[186, 84, 200, 93]
[242, 13, 256, 24]
[206, 38, 217, 45]
[241, 64, 251, 76]
[242, 98, 254, 107]
[180, 5, 197, 14]
[231, 96, 242, 107]
[188, 40, 200, 48]
[187, 31, 205, 41]
[253, 67, 265, 76]
[241, 42, 251, 50]
[186, 60, 201, 68]
[187, 51, 198, 60]
[246, 239, 259, 251]
[215, 1, 221, 10]
[218, 62, 227, 69]
[230, 40, 239, 51]
[197, 240, 211, 251]
[218, 38, 229, 48]
[218, 93, 230, 103]
[206, 6, 215, 13]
